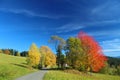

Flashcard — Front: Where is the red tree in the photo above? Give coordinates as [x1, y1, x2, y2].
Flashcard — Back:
[78, 31, 107, 72]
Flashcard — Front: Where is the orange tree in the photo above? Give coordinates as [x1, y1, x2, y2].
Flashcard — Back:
[4, 49, 10, 55]
[78, 31, 107, 72]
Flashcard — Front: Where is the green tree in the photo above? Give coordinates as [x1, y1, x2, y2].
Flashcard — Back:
[9, 49, 17, 56]
[14, 50, 19, 56]
[56, 45, 66, 69]
[27, 43, 40, 69]
[49, 35, 66, 68]
[20, 51, 28, 57]
[65, 37, 84, 70]
[16, 52, 20, 56]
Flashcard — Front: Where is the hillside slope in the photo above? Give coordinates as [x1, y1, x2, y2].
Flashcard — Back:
[0, 54, 37, 80]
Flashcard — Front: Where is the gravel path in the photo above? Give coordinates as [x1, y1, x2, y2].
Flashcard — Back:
[15, 70, 48, 80]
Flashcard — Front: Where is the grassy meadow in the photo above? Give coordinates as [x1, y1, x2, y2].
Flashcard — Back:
[0, 53, 120, 80]
[44, 71, 120, 80]
[0, 53, 37, 80]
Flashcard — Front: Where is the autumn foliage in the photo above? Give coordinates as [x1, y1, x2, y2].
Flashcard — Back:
[78, 31, 107, 72]
[27, 43, 41, 68]
[4, 49, 10, 55]
[40, 46, 56, 67]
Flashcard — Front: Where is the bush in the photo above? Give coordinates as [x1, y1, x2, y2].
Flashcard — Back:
[99, 66, 109, 74]
[99, 63, 117, 75]
[99, 63, 110, 74]
[108, 67, 117, 75]
[116, 66, 120, 75]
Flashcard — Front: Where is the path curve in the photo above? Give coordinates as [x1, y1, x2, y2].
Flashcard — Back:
[15, 70, 47, 80]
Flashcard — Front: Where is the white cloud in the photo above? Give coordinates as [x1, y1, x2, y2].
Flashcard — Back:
[56, 18, 120, 34]
[91, 1, 120, 19]
[103, 49, 120, 52]
[100, 39, 120, 56]
[102, 39, 120, 44]
[57, 23, 84, 33]
[87, 19, 120, 25]
[88, 29, 120, 37]
[0, 8, 65, 19]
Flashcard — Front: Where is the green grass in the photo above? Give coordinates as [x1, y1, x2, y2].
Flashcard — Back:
[43, 71, 120, 80]
[0, 53, 37, 80]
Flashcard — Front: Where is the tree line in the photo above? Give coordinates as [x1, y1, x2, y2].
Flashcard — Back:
[0, 49, 28, 57]
[48, 31, 120, 75]
[49, 31, 107, 72]
[0, 31, 120, 75]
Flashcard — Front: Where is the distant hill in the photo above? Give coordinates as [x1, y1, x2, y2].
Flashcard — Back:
[116, 56, 120, 58]
[107, 56, 120, 67]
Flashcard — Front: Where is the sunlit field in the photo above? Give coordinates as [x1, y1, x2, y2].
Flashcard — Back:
[44, 71, 120, 80]
[0, 54, 37, 80]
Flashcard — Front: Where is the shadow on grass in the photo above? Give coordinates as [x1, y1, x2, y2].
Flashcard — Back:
[11, 63, 27, 68]
[22, 63, 27, 65]
[40, 68, 64, 71]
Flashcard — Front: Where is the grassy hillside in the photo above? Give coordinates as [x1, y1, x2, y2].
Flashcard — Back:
[0, 53, 37, 80]
[44, 71, 120, 80]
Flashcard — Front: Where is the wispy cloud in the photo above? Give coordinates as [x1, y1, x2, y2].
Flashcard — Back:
[86, 19, 120, 26]
[103, 49, 120, 52]
[88, 29, 120, 37]
[56, 18, 120, 34]
[100, 39, 120, 56]
[102, 39, 120, 44]
[91, 1, 120, 19]
[0, 8, 65, 19]
[56, 23, 84, 33]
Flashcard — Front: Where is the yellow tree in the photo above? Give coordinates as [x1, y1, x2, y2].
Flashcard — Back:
[27, 43, 40, 69]
[39, 46, 46, 68]
[40, 46, 56, 67]
[45, 51, 56, 67]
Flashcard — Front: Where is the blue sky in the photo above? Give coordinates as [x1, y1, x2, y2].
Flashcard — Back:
[0, 0, 120, 57]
